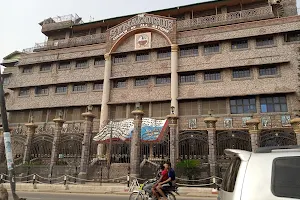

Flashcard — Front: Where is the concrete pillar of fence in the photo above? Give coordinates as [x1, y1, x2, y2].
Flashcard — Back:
[23, 118, 38, 164]
[50, 113, 65, 172]
[79, 106, 95, 183]
[130, 108, 144, 178]
[246, 118, 260, 152]
[167, 113, 178, 170]
[149, 143, 154, 159]
[204, 116, 218, 177]
[290, 118, 300, 145]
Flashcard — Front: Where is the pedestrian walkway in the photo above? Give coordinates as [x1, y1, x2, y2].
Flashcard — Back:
[1, 183, 218, 198]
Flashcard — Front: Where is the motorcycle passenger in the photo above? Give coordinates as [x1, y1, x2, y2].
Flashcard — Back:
[152, 163, 169, 199]
[156, 162, 176, 200]
[143, 164, 164, 198]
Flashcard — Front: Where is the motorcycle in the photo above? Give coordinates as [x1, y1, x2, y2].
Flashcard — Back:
[129, 179, 179, 200]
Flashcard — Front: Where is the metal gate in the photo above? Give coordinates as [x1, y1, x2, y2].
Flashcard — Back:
[259, 129, 297, 147]
[179, 130, 208, 160]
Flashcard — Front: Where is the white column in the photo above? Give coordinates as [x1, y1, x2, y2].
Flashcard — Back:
[171, 44, 179, 115]
[98, 53, 112, 156]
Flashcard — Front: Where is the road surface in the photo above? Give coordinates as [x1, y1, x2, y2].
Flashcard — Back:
[10, 192, 217, 200]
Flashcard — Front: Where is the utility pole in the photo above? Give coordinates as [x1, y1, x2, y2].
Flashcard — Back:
[0, 73, 20, 200]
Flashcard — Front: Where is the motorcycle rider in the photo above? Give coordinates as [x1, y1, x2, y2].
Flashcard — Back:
[155, 162, 176, 200]
[152, 163, 169, 199]
[143, 164, 164, 198]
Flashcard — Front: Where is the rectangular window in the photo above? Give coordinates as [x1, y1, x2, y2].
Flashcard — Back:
[221, 157, 241, 192]
[232, 68, 251, 78]
[204, 43, 219, 54]
[110, 104, 126, 119]
[179, 45, 199, 57]
[260, 95, 287, 113]
[113, 54, 127, 64]
[93, 82, 103, 90]
[204, 71, 221, 81]
[19, 88, 30, 96]
[230, 96, 256, 114]
[55, 85, 68, 94]
[157, 48, 171, 59]
[231, 40, 248, 49]
[152, 102, 171, 117]
[136, 52, 150, 61]
[35, 86, 49, 95]
[94, 56, 105, 66]
[135, 77, 148, 86]
[285, 31, 300, 42]
[179, 100, 198, 116]
[201, 99, 227, 115]
[179, 73, 196, 83]
[272, 156, 300, 199]
[259, 65, 277, 76]
[58, 61, 70, 70]
[113, 79, 126, 88]
[256, 36, 274, 47]
[73, 83, 87, 92]
[40, 63, 52, 72]
[75, 59, 88, 69]
[22, 67, 32, 74]
[156, 75, 171, 85]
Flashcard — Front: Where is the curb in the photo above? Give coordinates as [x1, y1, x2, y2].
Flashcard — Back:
[5, 189, 218, 198]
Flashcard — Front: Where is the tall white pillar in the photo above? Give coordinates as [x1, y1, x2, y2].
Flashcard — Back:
[171, 44, 179, 115]
[98, 53, 112, 156]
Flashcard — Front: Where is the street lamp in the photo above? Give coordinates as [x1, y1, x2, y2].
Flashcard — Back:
[0, 73, 22, 200]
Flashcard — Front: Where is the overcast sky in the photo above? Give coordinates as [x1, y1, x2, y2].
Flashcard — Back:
[1, 0, 299, 60]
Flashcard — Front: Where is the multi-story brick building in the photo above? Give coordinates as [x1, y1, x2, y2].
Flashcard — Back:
[2, 0, 300, 179]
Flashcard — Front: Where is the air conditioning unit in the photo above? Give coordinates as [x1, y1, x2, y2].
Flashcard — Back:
[268, 0, 282, 5]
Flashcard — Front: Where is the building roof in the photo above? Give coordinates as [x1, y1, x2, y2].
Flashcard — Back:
[1, 51, 23, 67]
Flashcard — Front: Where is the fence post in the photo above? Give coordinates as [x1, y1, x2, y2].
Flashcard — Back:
[33, 174, 36, 185]
[24, 118, 37, 164]
[204, 115, 218, 177]
[127, 172, 130, 188]
[79, 106, 95, 184]
[100, 167, 103, 186]
[50, 113, 65, 175]
[212, 177, 218, 194]
[64, 175, 67, 185]
[49, 173, 52, 184]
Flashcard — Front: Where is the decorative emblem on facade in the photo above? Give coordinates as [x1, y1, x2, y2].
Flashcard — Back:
[109, 14, 174, 41]
[188, 119, 197, 129]
[135, 32, 151, 50]
[281, 115, 291, 127]
[224, 118, 233, 128]
[242, 117, 252, 128]
[261, 116, 271, 128]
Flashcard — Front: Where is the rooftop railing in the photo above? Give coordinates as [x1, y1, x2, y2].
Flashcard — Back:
[177, 5, 275, 31]
[23, 6, 276, 53]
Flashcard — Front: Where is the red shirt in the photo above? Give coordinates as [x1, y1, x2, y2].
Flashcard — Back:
[161, 169, 168, 182]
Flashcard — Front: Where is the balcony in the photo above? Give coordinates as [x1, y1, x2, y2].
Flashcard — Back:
[23, 33, 107, 53]
[177, 6, 275, 31]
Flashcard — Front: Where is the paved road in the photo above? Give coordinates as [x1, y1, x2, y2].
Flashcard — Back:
[9, 192, 217, 200]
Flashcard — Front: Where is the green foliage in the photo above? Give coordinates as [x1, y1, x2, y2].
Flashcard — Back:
[176, 159, 201, 180]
